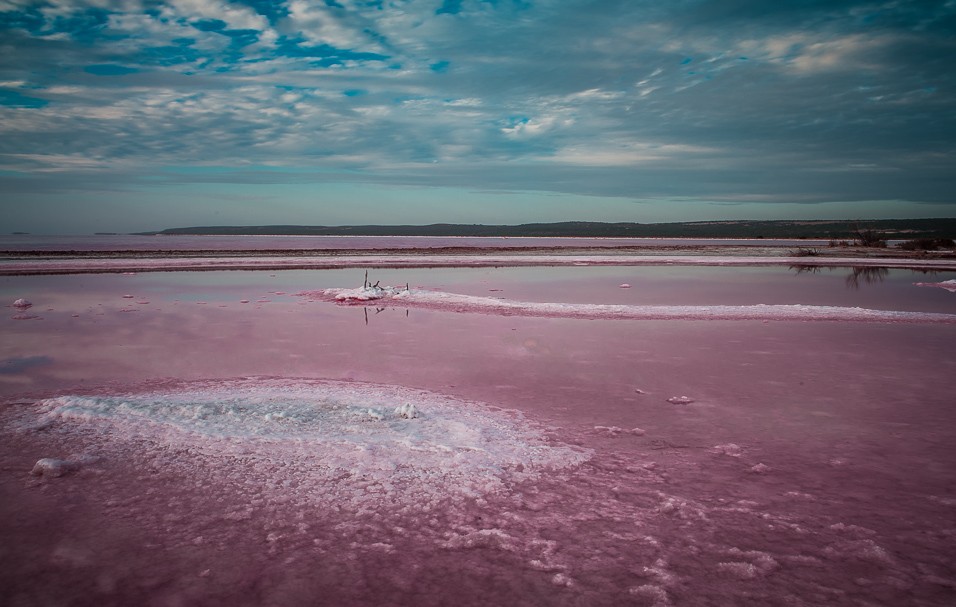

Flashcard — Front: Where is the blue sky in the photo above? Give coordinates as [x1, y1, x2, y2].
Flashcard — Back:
[1, 0, 955, 233]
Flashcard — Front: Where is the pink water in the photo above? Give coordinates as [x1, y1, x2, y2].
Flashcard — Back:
[2, 266, 955, 606]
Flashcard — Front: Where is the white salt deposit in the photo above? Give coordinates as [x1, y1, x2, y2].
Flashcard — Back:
[717, 561, 760, 579]
[593, 425, 645, 437]
[667, 396, 695, 405]
[30, 457, 78, 477]
[309, 287, 956, 324]
[712, 443, 744, 457]
[28, 378, 589, 512]
[394, 403, 418, 419]
[914, 279, 956, 293]
[332, 285, 408, 301]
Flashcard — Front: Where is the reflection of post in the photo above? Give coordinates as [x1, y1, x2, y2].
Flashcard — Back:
[360, 306, 409, 325]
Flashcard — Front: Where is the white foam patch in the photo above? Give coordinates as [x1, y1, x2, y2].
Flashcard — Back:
[28, 378, 589, 512]
[307, 286, 956, 324]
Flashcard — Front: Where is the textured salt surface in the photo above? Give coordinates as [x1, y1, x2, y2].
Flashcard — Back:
[3, 268, 954, 606]
[7, 375, 956, 606]
[312, 286, 956, 323]
[24, 378, 589, 513]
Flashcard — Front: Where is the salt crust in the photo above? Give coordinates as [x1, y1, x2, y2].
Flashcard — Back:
[6, 254, 956, 274]
[313, 286, 956, 324]
[29, 378, 590, 512]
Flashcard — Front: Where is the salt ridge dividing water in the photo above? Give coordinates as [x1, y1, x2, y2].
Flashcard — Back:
[25, 378, 590, 514]
[307, 286, 956, 324]
[4, 254, 956, 274]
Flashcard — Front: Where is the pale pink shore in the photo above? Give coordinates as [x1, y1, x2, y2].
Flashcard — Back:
[3, 253, 956, 275]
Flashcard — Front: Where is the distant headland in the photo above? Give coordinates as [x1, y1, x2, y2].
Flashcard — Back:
[136, 219, 956, 240]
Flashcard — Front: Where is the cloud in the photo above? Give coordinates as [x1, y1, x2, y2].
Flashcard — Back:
[284, 0, 382, 52]
[1, 0, 955, 231]
[165, 0, 275, 40]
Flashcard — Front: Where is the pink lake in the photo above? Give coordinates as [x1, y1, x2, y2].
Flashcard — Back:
[2, 265, 955, 606]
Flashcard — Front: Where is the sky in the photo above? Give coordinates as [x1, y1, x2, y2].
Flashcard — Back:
[1, 0, 955, 234]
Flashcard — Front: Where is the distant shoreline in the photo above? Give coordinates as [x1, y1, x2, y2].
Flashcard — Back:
[136, 218, 956, 240]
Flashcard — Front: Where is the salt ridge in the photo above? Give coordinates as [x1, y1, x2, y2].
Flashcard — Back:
[308, 286, 956, 324]
[4, 254, 956, 274]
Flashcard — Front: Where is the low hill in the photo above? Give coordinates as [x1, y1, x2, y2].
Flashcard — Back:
[138, 219, 956, 240]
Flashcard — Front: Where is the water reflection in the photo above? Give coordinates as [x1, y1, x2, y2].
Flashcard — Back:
[789, 265, 822, 276]
[364, 306, 409, 325]
[844, 267, 889, 290]
[789, 265, 938, 290]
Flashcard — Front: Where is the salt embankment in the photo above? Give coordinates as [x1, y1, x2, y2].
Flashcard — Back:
[306, 286, 956, 324]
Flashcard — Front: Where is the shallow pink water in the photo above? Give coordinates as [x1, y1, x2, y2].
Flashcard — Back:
[2, 267, 955, 606]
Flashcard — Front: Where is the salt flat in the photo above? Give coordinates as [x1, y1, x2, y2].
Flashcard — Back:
[2, 261, 954, 606]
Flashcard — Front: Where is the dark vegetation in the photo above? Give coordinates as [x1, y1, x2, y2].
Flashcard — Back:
[137, 218, 956, 240]
[896, 237, 956, 251]
[851, 227, 888, 248]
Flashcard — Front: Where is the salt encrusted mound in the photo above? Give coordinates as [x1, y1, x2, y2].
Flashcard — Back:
[593, 425, 645, 437]
[12, 298, 32, 309]
[712, 443, 744, 457]
[394, 403, 418, 419]
[667, 396, 695, 405]
[29, 378, 590, 512]
[330, 285, 408, 302]
[30, 458, 78, 477]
